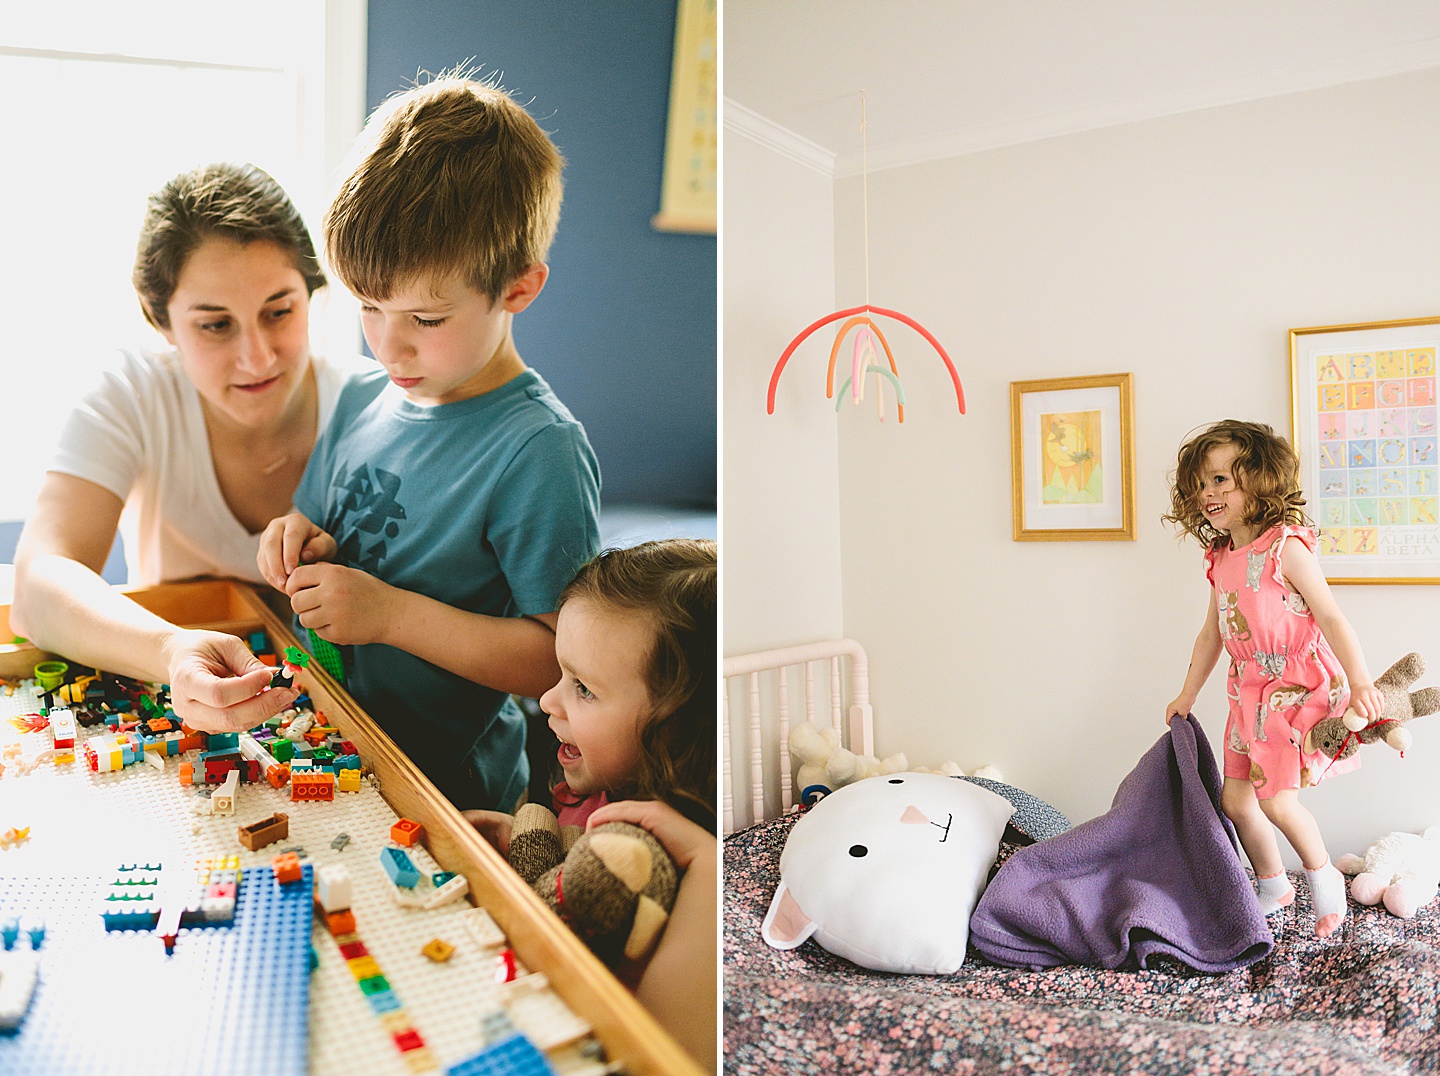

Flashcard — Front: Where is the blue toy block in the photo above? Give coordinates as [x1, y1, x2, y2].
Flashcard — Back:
[446, 1033, 557, 1076]
[364, 986, 403, 1014]
[205, 731, 240, 752]
[1, 916, 17, 950]
[248, 631, 267, 652]
[380, 846, 420, 889]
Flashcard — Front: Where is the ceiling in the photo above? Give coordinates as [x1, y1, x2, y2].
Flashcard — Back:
[724, 0, 1440, 174]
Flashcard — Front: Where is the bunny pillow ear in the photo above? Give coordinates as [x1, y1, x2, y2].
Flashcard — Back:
[761, 882, 818, 950]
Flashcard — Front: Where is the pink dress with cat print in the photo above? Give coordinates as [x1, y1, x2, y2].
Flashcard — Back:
[1205, 524, 1360, 800]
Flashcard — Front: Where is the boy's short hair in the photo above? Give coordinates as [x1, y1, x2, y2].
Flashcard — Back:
[325, 73, 564, 303]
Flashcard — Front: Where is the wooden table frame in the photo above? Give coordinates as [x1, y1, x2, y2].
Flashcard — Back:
[0, 579, 704, 1076]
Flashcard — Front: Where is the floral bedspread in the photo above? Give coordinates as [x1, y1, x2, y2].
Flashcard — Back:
[724, 812, 1440, 1075]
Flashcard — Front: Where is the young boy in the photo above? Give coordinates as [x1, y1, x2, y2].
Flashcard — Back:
[257, 75, 600, 811]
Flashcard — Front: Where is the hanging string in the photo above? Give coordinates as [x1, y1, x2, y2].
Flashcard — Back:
[860, 91, 870, 309]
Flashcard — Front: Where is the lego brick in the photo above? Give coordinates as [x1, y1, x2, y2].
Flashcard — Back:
[380, 846, 421, 889]
[237, 811, 290, 851]
[391, 818, 424, 847]
[445, 1033, 556, 1076]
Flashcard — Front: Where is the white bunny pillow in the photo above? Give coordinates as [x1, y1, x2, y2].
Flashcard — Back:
[761, 771, 1015, 974]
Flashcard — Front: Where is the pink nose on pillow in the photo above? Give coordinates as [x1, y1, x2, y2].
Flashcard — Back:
[901, 805, 930, 825]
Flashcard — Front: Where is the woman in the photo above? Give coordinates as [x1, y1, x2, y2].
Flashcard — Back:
[11, 163, 371, 732]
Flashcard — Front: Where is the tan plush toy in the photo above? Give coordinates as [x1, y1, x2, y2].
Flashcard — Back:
[1303, 653, 1440, 760]
[508, 803, 678, 968]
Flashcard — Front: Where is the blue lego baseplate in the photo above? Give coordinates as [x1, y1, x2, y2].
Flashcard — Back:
[446, 1032, 556, 1076]
[0, 864, 314, 1076]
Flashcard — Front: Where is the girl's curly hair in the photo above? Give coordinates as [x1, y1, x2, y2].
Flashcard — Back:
[558, 539, 716, 830]
[1162, 419, 1309, 547]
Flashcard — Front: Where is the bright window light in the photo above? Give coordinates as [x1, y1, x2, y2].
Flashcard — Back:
[0, 2, 362, 525]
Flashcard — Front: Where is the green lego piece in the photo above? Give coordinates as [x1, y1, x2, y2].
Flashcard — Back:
[306, 629, 346, 684]
[270, 739, 295, 764]
[282, 646, 310, 668]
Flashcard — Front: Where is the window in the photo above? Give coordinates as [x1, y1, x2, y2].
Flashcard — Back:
[0, 2, 364, 523]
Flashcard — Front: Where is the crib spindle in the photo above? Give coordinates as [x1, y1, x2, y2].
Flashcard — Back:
[748, 671, 764, 827]
[722, 680, 733, 834]
[778, 666, 792, 813]
[829, 656, 843, 741]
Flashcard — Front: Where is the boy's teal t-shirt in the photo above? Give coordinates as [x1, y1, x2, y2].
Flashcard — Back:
[294, 366, 601, 810]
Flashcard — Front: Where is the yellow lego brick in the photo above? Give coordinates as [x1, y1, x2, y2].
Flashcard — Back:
[401, 1047, 438, 1073]
[378, 1010, 413, 1035]
[347, 955, 382, 980]
[421, 938, 455, 963]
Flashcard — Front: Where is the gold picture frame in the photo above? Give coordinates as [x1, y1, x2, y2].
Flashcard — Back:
[1010, 373, 1136, 541]
[1289, 316, 1440, 584]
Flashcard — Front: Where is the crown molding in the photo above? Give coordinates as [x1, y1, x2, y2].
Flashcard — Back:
[833, 38, 1440, 177]
[724, 98, 836, 176]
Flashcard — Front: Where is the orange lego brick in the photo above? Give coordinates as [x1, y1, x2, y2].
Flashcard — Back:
[390, 819, 423, 847]
[326, 909, 356, 936]
[266, 763, 290, 789]
[290, 772, 335, 802]
[420, 938, 455, 963]
[178, 761, 194, 786]
[271, 852, 302, 885]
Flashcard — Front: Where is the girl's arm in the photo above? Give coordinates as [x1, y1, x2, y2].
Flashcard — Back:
[586, 799, 717, 1074]
[1279, 537, 1384, 720]
[1165, 588, 1222, 723]
[12, 473, 297, 731]
[281, 562, 560, 697]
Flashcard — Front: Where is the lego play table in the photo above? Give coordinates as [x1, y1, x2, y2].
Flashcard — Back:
[0, 580, 705, 1076]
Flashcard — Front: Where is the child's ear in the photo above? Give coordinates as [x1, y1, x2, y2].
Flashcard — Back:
[501, 264, 549, 314]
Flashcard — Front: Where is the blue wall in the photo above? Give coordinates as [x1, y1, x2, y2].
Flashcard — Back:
[366, 1, 716, 508]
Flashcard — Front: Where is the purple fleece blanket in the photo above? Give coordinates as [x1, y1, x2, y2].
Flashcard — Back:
[968, 714, 1272, 972]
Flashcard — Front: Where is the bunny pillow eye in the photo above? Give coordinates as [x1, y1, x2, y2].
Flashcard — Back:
[761, 771, 1015, 974]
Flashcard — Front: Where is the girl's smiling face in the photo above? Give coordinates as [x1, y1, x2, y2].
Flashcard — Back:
[540, 597, 654, 798]
[1199, 441, 1253, 541]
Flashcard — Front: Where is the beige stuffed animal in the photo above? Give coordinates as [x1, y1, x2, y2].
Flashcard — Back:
[789, 721, 1001, 803]
[1337, 826, 1440, 918]
[508, 803, 678, 968]
[1303, 652, 1439, 760]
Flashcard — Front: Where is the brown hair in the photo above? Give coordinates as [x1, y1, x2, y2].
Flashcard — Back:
[132, 162, 326, 331]
[1163, 419, 1309, 547]
[325, 70, 564, 303]
[559, 539, 716, 829]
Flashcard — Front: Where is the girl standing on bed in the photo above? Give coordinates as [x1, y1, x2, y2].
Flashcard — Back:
[464, 537, 717, 1068]
[1162, 420, 1384, 938]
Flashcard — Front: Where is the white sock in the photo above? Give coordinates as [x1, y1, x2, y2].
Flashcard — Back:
[1256, 871, 1295, 916]
[1305, 858, 1348, 938]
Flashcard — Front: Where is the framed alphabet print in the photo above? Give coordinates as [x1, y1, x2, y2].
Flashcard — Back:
[1290, 317, 1440, 584]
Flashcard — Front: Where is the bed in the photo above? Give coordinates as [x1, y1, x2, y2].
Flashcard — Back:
[723, 639, 1440, 1075]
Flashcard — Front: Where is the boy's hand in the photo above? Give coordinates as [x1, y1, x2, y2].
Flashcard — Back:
[461, 810, 514, 856]
[257, 513, 337, 590]
[1348, 681, 1386, 724]
[284, 562, 396, 646]
[588, 800, 716, 872]
[161, 628, 299, 732]
[1164, 693, 1196, 726]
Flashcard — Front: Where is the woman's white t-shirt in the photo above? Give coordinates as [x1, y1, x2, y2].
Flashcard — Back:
[50, 349, 375, 586]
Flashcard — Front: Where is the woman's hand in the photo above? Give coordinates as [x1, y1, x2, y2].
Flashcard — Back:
[257, 512, 337, 590]
[587, 799, 716, 872]
[161, 628, 299, 733]
[462, 809, 514, 856]
[284, 562, 397, 646]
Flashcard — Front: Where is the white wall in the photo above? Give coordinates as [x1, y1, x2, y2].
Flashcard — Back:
[799, 69, 1440, 864]
[722, 126, 844, 652]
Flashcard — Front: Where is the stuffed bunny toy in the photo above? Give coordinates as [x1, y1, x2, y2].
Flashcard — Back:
[1303, 652, 1439, 760]
[1337, 827, 1440, 918]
